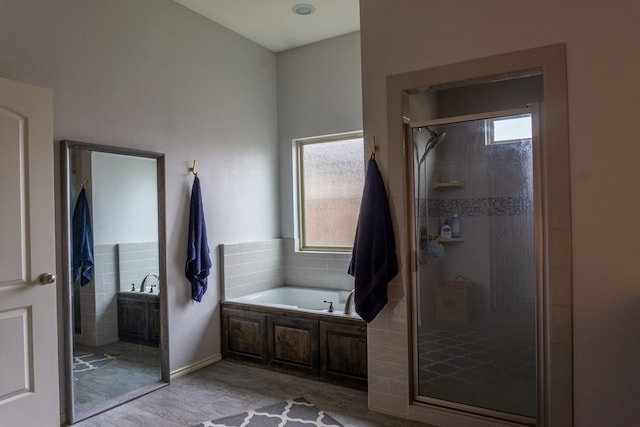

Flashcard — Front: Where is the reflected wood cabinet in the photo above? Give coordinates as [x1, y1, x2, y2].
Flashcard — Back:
[221, 304, 367, 389]
[118, 293, 160, 346]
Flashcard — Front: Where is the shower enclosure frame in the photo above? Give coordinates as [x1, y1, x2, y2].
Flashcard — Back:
[384, 43, 572, 427]
[407, 104, 543, 426]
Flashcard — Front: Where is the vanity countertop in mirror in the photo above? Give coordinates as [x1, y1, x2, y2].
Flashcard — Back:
[119, 290, 160, 299]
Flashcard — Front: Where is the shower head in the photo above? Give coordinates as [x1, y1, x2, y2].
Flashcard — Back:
[428, 130, 447, 150]
[417, 127, 446, 165]
[425, 126, 440, 139]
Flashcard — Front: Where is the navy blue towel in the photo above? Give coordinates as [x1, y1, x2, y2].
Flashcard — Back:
[72, 188, 94, 287]
[185, 176, 212, 302]
[348, 158, 398, 323]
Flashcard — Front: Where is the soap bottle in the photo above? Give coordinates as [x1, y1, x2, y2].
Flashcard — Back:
[441, 219, 452, 238]
[451, 214, 461, 238]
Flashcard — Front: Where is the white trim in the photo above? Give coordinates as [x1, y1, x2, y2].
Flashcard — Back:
[169, 354, 222, 380]
[410, 106, 531, 129]
[294, 130, 364, 252]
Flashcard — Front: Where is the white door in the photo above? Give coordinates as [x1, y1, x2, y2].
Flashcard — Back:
[0, 77, 59, 425]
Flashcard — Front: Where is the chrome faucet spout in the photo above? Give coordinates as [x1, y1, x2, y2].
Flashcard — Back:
[141, 273, 159, 292]
[345, 289, 355, 315]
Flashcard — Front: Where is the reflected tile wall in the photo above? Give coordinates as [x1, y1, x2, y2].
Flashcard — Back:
[117, 242, 159, 292]
[77, 244, 119, 347]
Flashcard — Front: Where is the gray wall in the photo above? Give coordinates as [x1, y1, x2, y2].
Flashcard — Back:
[0, 0, 279, 414]
[277, 32, 363, 238]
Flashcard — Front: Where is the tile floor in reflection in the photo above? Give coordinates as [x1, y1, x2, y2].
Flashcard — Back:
[73, 340, 161, 414]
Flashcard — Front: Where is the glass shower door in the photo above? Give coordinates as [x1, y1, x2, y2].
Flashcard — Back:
[412, 111, 538, 423]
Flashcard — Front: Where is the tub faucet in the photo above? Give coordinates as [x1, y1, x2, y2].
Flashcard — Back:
[345, 289, 355, 315]
[323, 300, 334, 313]
[141, 273, 159, 292]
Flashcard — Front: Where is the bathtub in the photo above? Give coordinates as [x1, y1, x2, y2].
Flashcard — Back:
[228, 286, 354, 315]
[221, 285, 367, 389]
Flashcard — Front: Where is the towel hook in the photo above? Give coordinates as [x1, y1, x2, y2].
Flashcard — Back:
[371, 136, 378, 158]
[80, 177, 89, 188]
[189, 160, 198, 176]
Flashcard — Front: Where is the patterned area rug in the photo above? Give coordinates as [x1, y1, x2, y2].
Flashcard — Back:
[195, 397, 343, 427]
[73, 352, 115, 379]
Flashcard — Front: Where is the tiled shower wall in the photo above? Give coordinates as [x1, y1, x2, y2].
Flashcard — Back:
[220, 238, 354, 300]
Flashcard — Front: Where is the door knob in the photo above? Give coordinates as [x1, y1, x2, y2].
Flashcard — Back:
[38, 273, 56, 285]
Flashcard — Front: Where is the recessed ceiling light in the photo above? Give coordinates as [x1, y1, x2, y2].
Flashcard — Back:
[292, 3, 315, 16]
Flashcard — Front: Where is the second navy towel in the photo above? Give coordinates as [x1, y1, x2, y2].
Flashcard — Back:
[348, 157, 398, 323]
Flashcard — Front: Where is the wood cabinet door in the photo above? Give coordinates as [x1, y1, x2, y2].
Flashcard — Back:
[320, 321, 368, 389]
[268, 315, 319, 375]
[118, 298, 148, 343]
[222, 307, 267, 365]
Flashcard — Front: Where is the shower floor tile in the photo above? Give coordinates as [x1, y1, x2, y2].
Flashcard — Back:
[417, 322, 536, 418]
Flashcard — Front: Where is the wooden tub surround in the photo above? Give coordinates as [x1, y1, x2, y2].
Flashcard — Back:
[221, 301, 368, 390]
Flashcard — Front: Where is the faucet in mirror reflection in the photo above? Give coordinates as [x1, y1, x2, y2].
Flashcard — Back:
[344, 289, 355, 315]
[141, 272, 160, 293]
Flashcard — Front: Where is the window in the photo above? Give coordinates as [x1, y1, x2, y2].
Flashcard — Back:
[485, 113, 532, 145]
[296, 132, 364, 252]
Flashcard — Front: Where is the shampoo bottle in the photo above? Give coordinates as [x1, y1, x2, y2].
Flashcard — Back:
[441, 219, 452, 238]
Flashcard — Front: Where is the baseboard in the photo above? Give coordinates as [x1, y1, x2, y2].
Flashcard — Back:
[170, 353, 222, 380]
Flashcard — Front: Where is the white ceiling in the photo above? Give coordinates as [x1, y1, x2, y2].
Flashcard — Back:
[172, 0, 360, 53]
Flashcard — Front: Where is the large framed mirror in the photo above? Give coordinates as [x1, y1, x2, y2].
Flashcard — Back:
[60, 140, 169, 424]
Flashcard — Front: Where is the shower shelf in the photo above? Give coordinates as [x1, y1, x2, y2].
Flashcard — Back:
[433, 181, 464, 190]
[437, 237, 464, 243]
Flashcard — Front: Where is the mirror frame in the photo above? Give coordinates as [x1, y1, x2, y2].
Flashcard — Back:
[60, 140, 169, 424]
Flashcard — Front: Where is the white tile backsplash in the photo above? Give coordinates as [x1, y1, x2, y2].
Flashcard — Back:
[220, 239, 284, 300]
[117, 242, 159, 292]
[220, 238, 355, 300]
